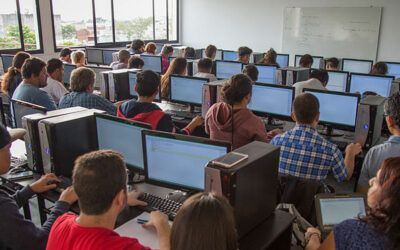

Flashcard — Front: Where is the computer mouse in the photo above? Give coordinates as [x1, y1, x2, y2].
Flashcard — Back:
[167, 190, 187, 203]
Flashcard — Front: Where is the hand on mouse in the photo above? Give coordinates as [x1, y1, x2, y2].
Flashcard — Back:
[30, 173, 60, 193]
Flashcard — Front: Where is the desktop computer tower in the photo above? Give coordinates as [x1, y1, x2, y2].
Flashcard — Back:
[22, 107, 88, 173]
[202, 80, 225, 117]
[38, 109, 105, 177]
[277, 67, 310, 86]
[108, 69, 132, 102]
[354, 96, 385, 149]
[205, 141, 280, 238]
[100, 71, 112, 100]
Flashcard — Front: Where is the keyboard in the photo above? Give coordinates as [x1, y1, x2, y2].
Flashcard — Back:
[54, 176, 72, 193]
[165, 110, 199, 119]
[138, 192, 182, 220]
[330, 140, 348, 151]
[10, 156, 28, 169]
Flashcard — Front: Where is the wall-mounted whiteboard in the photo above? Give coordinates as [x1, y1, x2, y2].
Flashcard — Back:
[282, 7, 382, 62]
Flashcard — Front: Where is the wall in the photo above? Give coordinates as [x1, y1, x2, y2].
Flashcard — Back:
[181, 0, 400, 62]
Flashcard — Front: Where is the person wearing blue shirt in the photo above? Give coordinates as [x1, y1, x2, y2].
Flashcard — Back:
[12, 57, 57, 111]
[127, 39, 145, 55]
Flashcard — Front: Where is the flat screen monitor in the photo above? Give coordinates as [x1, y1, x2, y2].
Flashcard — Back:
[141, 55, 162, 73]
[253, 53, 265, 64]
[168, 56, 176, 64]
[170, 75, 209, 106]
[326, 70, 349, 92]
[303, 89, 359, 130]
[295, 55, 323, 69]
[216, 61, 243, 79]
[156, 44, 163, 54]
[63, 63, 77, 85]
[247, 83, 294, 120]
[254, 64, 277, 84]
[86, 65, 112, 90]
[86, 48, 103, 65]
[11, 99, 46, 128]
[1, 54, 14, 73]
[277, 54, 289, 68]
[128, 72, 160, 101]
[95, 113, 151, 170]
[102, 50, 118, 65]
[222, 50, 237, 61]
[349, 73, 394, 98]
[142, 130, 230, 191]
[384, 62, 400, 79]
[342, 59, 373, 74]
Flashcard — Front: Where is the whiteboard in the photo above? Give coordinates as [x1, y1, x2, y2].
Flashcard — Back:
[282, 7, 382, 63]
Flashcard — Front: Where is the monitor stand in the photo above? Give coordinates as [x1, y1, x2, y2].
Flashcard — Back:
[319, 125, 344, 137]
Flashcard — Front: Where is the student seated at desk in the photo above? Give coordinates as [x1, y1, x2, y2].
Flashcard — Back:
[325, 57, 339, 71]
[46, 150, 171, 250]
[110, 49, 130, 70]
[270, 93, 361, 192]
[161, 57, 187, 99]
[369, 62, 388, 75]
[305, 157, 400, 250]
[128, 56, 144, 70]
[257, 48, 280, 68]
[299, 54, 313, 68]
[59, 67, 123, 115]
[128, 39, 145, 55]
[41, 59, 69, 105]
[12, 57, 57, 111]
[170, 192, 238, 250]
[237, 46, 252, 64]
[205, 74, 280, 149]
[183, 47, 195, 58]
[357, 92, 400, 193]
[1, 51, 30, 98]
[293, 69, 329, 96]
[0, 125, 77, 250]
[72, 51, 85, 68]
[205, 44, 217, 60]
[242, 64, 258, 82]
[118, 70, 203, 134]
[159, 44, 174, 74]
[194, 58, 217, 82]
[59, 48, 72, 64]
[143, 42, 156, 55]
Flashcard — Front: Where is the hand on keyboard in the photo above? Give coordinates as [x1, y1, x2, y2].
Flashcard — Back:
[127, 190, 148, 207]
[142, 211, 169, 230]
[58, 186, 78, 205]
[30, 174, 60, 193]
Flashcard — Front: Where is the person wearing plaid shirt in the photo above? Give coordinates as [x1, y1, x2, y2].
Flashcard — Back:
[59, 67, 123, 116]
[271, 93, 361, 192]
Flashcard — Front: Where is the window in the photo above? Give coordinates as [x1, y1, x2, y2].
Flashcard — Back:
[51, 0, 178, 50]
[0, 0, 42, 52]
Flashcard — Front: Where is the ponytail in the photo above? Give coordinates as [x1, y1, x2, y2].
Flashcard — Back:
[1, 52, 30, 94]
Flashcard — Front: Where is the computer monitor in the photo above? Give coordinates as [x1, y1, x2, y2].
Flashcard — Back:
[247, 83, 294, 120]
[141, 55, 162, 73]
[295, 55, 323, 69]
[348, 73, 394, 98]
[384, 61, 400, 79]
[342, 59, 373, 74]
[201, 49, 222, 61]
[222, 50, 238, 61]
[142, 130, 231, 191]
[102, 50, 119, 65]
[63, 63, 77, 86]
[326, 70, 349, 92]
[303, 89, 360, 131]
[156, 44, 163, 54]
[254, 64, 277, 84]
[11, 99, 46, 128]
[252, 53, 265, 64]
[86, 48, 103, 65]
[216, 61, 243, 79]
[128, 72, 160, 102]
[1, 54, 14, 73]
[170, 75, 209, 106]
[86, 65, 112, 90]
[168, 56, 176, 64]
[95, 113, 151, 171]
[277, 54, 289, 68]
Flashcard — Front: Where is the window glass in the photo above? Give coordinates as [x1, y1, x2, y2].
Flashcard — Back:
[168, 0, 177, 41]
[154, 0, 167, 40]
[94, 0, 113, 43]
[19, 0, 41, 50]
[0, 1, 22, 50]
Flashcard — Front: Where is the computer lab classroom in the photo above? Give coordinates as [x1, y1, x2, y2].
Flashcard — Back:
[1, 0, 400, 250]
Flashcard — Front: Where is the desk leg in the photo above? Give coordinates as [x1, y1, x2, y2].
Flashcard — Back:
[37, 195, 47, 225]
[22, 203, 32, 220]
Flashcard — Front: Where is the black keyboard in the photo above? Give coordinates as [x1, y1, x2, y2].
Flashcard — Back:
[330, 140, 348, 151]
[10, 156, 27, 169]
[139, 193, 182, 220]
[54, 176, 72, 193]
[165, 110, 198, 119]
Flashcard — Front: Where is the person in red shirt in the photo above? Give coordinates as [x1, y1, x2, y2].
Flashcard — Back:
[46, 150, 171, 250]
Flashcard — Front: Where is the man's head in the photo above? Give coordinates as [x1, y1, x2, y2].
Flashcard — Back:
[370, 62, 388, 75]
[47, 58, 64, 83]
[299, 54, 313, 68]
[325, 57, 339, 71]
[242, 64, 258, 82]
[59, 48, 72, 63]
[131, 39, 145, 53]
[72, 51, 85, 66]
[205, 44, 217, 59]
[73, 150, 127, 215]
[183, 47, 195, 58]
[385, 92, 400, 134]
[238, 46, 252, 63]
[22, 57, 48, 88]
[309, 69, 329, 87]
[70, 67, 95, 93]
[292, 93, 320, 127]
[135, 70, 160, 98]
[0, 126, 26, 174]
[197, 58, 213, 74]
[161, 45, 174, 57]
[118, 49, 131, 63]
[128, 56, 144, 69]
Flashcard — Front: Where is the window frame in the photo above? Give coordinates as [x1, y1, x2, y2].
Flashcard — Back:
[0, 0, 44, 54]
[50, 0, 179, 52]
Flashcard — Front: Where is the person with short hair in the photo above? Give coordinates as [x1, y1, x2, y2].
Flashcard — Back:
[194, 58, 217, 82]
[161, 57, 187, 99]
[59, 48, 72, 64]
[242, 64, 258, 82]
[205, 44, 217, 60]
[299, 54, 313, 68]
[46, 150, 171, 250]
[257, 48, 280, 67]
[128, 56, 144, 70]
[183, 47, 195, 58]
[369, 62, 388, 75]
[325, 57, 339, 71]
[41, 59, 69, 105]
[118, 70, 203, 134]
[59, 67, 123, 115]
[237, 46, 252, 63]
[143, 42, 157, 55]
[72, 51, 85, 68]
[357, 92, 400, 193]
[110, 49, 130, 70]
[0, 125, 77, 250]
[128, 39, 145, 55]
[12, 57, 57, 111]
[293, 69, 329, 96]
[159, 45, 174, 74]
[1, 51, 30, 97]
[270, 93, 362, 192]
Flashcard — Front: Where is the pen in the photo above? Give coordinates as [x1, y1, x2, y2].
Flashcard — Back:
[137, 218, 149, 224]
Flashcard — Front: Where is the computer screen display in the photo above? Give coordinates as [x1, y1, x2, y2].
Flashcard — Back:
[156, 44, 163, 54]
[216, 61, 243, 79]
[102, 50, 118, 65]
[86, 48, 103, 64]
[277, 54, 289, 68]
[1, 54, 14, 73]
[385, 62, 400, 79]
[304, 89, 359, 129]
[222, 50, 237, 61]
[95, 114, 151, 170]
[11, 100, 46, 128]
[170, 76, 209, 105]
[342, 59, 372, 74]
[128, 72, 160, 100]
[255, 65, 277, 84]
[295, 55, 322, 69]
[326, 71, 348, 92]
[320, 197, 366, 225]
[247, 84, 294, 119]
[63, 64, 77, 85]
[349, 74, 394, 97]
[143, 132, 229, 190]
[141, 55, 162, 73]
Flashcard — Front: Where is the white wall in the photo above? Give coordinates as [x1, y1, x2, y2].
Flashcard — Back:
[181, 0, 400, 62]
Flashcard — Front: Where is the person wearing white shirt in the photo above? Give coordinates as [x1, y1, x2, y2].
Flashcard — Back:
[293, 69, 329, 97]
[194, 58, 217, 82]
[41, 59, 69, 105]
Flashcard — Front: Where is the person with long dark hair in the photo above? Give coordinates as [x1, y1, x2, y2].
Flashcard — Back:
[1, 52, 30, 97]
[160, 57, 187, 99]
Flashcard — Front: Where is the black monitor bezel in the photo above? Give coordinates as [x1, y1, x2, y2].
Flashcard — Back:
[140, 54, 163, 73]
[86, 47, 104, 65]
[302, 88, 361, 131]
[276, 53, 290, 67]
[347, 72, 395, 96]
[94, 113, 151, 171]
[101, 49, 119, 65]
[169, 74, 209, 106]
[1, 54, 14, 73]
[325, 70, 350, 92]
[215, 60, 245, 79]
[222, 50, 238, 61]
[127, 71, 161, 103]
[294, 54, 323, 67]
[11, 99, 47, 128]
[253, 64, 278, 84]
[249, 83, 295, 121]
[341, 58, 373, 72]
[142, 129, 231, 191]
[63, 63, 77, 85]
